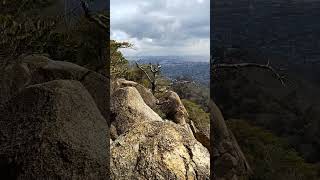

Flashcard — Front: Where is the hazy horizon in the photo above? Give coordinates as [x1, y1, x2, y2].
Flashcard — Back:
[125, 55, 210, 62]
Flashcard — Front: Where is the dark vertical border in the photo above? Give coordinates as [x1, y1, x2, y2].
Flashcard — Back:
[106, 0, 111, 178]
[210, 0, 214, 179]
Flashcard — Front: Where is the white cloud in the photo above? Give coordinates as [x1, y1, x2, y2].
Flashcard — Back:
[111, 0, 210, 57]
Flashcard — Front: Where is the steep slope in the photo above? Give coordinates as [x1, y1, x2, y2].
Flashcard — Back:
[210, 101, 251, 179]
[212, 65, 320, 163]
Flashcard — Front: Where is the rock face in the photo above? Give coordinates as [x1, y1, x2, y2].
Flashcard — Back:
[210, 100, 251, 180]
[189, 120, 210, 151]
[0, 55, 211, 179]
[0, 54, 110, 120]
[110, 85, 210, 179]
[111, 87, 162, 136]
[0, 80, 108, 179]
[112, 78, 158, 109]
[159, 91, 189, 125]
[111, 121, 210, 180]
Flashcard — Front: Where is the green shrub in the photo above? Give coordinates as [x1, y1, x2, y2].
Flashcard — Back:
[227, 119, 319, 180]
[171, 81, 209, 111]
[0, 0, 109, 72]
[182, 99, 209, 129]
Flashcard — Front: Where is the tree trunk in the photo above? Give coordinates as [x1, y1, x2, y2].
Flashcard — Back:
[151, 82, 156, 94]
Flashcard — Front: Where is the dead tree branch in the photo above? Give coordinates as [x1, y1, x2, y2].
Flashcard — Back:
[135, 62, 161, 93]
[135, 62, 153, 82]
[212, 60, 286, 86]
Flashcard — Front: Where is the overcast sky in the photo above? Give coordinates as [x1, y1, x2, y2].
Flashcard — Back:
[111, 0, 210, 57]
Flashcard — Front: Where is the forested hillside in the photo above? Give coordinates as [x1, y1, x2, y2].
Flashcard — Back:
[212, 1, 320, 178]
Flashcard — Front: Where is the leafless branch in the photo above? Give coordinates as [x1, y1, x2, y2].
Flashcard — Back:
[135, 61, 153, 83]
[212, 60, 286, 86]
[135, 61, 162, 93]
[150, 63, 161, 73]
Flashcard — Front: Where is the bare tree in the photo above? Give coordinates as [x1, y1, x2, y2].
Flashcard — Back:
[135, 62, 162, 93]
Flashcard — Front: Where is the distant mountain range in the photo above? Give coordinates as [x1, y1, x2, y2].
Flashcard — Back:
[126, 56, 210, 85]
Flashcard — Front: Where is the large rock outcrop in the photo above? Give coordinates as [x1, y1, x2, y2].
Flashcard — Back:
[159, 90, 189, 125]
[111, 87, 162, 137]
[0, 55, 211, 179]
[0, 55, 109, 120]
[189, 120, 210, 151]
[111, 120, 210, 180]
[110, 80, 210, 179]
[0, 80, 109, 179]
[111, 78, 158, 109]
[210, 100, 251, 180]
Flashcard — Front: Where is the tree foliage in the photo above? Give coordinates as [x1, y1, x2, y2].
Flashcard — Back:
[227, 119, 319, 180]
[0, 15, 58, 61]
[0, 0, 110, 75]
[182, 99, 210, 129]
[110, 40, 131, 78]
[171, 78, 209, 111]
[0, 0, 54, 16]
[0, 0, 55, 63]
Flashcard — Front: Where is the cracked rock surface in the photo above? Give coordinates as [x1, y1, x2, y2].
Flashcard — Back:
[111, 121, 210, 180]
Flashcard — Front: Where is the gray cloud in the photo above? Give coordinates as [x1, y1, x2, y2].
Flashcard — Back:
[111, 0, 210, 56]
